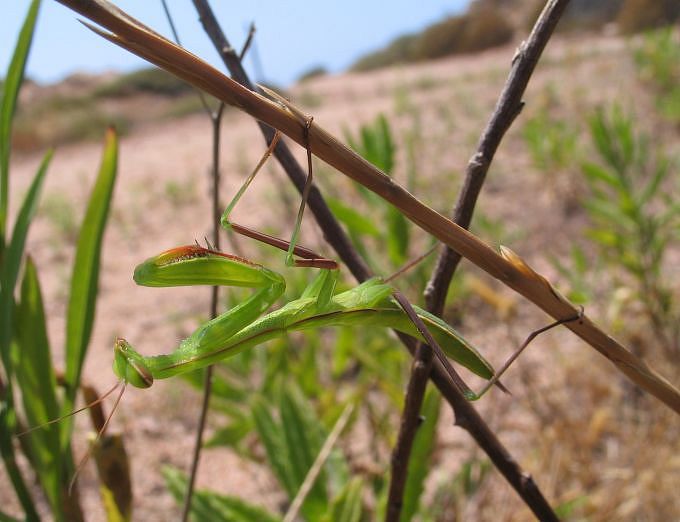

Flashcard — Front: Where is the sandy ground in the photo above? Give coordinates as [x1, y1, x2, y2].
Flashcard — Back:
[4, 33, 679, 520]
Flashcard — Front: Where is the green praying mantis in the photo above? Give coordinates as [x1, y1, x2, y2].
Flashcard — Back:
[113, 127, 497, 399]
[113, 244, 494, 393]
[112, 128, 579, 401]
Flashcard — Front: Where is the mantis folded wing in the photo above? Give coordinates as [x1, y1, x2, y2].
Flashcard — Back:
[113, 245, 494, 393]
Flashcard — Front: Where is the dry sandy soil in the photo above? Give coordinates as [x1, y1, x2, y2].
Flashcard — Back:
[4, 32, 679, 521]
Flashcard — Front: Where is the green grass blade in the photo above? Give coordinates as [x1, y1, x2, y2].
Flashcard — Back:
[386, 206, 410, 265]
[63, 128, 118, 412]
[325, 196, 380, 237]
[0, 3, 44, 514]
[163, 466, 282, 522]
[0, 150, 52, 522]
[16, 256, 63, 515]
[0, 0, 41, 245]
[251, 396, 296, 495]
[375, 114, 395, 174]
[400, 386, 441, 521]
[0, 150, 51, 374]
[206, 419, 252, 449]
[0, 407, 39, 521]
[279, 385, 327, 519]
[324, 477, 364, 522]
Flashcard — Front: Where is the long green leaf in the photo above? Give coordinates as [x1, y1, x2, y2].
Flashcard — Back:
[251, 396, 296, 495]
[0, 0, 41, 246]
[279, 385, 329, 520]
[16, 256, 63, 515]
[0, 3, 44, 517]
[0, 152, 51, 516]
[0, 150, 51, 372]
[400, 386, 441, 522]
[324, 477, 364, 522]
[63, 128, 118, 413]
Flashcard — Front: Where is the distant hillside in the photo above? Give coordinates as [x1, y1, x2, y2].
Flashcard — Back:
[351, 0, 679, 72]
[13, 68, 207, 153]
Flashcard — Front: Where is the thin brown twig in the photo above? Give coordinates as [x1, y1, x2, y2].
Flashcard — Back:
[160, 0, 212, 116]
[425, 0, 571, 313]
[282, 403, 354, 522]
[180, 105, 224, 521]
[387, 1, 570, 519]
[239, 22, 255, 62]
[386, 336, 435, 522]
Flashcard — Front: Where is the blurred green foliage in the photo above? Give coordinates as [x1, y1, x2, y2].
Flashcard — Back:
[634, 27, 680, 124]
[555, 106, 679, 357]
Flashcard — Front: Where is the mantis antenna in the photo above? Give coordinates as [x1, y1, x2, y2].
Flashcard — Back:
[17, 380, 123, 437]
[68, 382, 127, 495]
[17, 379, 128, 495]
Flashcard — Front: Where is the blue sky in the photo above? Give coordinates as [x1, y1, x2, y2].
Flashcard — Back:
[2, 1, 469, 87]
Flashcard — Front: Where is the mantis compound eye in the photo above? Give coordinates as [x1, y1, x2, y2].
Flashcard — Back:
[113, 338, 154, 389]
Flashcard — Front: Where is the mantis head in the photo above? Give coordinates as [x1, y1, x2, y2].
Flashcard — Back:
[113, 338, 153, 388]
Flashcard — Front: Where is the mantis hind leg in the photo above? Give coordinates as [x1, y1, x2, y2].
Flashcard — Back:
[469, 307, 585, 400]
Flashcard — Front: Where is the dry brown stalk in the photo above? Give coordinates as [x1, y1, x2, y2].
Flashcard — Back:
[54, 0, 680, 413]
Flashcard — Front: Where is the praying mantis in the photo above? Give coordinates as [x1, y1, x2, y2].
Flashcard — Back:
[113, 245, 494, 393]
[112, 123, 581, 401]
[113, 130, 504, 400]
